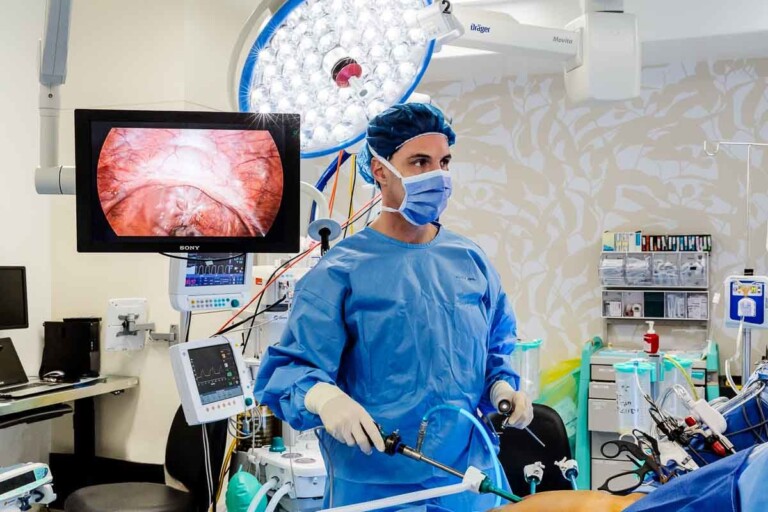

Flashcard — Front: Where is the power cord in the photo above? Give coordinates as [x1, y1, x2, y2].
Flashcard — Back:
[201, 426, 213, 510]
[217, 296, 287, 337]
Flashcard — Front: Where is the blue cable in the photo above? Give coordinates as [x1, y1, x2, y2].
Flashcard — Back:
[310, 151, 351, 223]
[529, 480, 536, 495]
[422, 405, 504, 508]
[569, 474, 579, 491]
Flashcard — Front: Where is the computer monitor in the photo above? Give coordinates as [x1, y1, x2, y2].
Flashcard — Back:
[0, 267, 29, 330]
[74, 110, 300, 253]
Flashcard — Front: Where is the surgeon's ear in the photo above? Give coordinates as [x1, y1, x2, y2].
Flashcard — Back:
[371, 160, 387, 187]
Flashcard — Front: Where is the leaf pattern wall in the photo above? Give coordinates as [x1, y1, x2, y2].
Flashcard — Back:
[419, 58, 768, 368]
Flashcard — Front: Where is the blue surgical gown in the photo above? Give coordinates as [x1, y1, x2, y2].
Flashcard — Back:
[625, 444, 768, 512]
[255, 225, 520, 510]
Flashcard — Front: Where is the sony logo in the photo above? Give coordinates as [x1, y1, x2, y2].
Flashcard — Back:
[553, 36, 574, 44]
[470, 23, 490, 34]
[180, 245, 200, 251]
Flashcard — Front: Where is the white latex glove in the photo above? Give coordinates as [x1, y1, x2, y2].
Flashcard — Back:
[305, 382, 385, 455]
[491, 380, 534, 429]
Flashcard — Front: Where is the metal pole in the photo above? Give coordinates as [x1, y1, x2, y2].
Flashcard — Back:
[179, 311, 191, 344]
[743, 328, 752, 382]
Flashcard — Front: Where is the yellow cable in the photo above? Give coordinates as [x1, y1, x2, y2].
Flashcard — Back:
[664, 355, 700, 400]
[213, 438, 238, 508]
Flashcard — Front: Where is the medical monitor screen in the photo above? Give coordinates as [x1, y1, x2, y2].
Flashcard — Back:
[0, 471, 36, 496]
[0, 267, 29, 330]
[188, 343, 241, 405]
[75, 110, 300, 253]
[184, 253, 246, 288]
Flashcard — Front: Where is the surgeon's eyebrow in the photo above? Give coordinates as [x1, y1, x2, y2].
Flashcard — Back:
[407, 152, 452, 161]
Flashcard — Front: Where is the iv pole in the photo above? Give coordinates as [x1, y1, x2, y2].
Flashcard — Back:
[704, 140, 768, 382]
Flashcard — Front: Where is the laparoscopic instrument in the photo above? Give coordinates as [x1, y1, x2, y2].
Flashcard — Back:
[497, 399, 547, 448]
[379, 427, 522, 504]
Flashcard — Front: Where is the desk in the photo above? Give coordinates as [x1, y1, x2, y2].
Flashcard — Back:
[0, 376, 138, 495]
[0, 376, 138, 416]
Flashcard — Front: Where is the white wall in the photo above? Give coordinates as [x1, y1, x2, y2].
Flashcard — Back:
[0, 0, 53, 466]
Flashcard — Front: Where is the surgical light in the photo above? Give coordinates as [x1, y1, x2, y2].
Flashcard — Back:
[238, 0, 437, 159]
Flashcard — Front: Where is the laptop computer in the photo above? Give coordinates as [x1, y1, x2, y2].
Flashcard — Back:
[0, 338, 92, 399]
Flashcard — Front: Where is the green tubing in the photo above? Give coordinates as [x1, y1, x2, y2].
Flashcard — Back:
[480, 478, 523, 503]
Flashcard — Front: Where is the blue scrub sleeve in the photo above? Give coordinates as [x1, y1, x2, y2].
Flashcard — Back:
[479, 281, 520, 415]
[254, 284, 348, 432]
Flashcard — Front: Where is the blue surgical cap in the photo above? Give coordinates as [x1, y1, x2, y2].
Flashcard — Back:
[356, 103, 456, 185]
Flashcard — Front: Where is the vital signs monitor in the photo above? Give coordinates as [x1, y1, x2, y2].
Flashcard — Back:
[169, 336, 254, 425]
[169, 252, 253, 312]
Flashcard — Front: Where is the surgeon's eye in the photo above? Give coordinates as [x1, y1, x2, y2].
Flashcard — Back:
[410, 158, 429, 168]
[441, 157, 451, 170]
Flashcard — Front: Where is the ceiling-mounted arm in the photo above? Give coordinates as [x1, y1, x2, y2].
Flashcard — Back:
[415, 0, 638, 102]
[439, 4, 580, 63]
[36, 0, 75, 195]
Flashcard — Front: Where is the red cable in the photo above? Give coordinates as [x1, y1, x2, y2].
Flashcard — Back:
[215, 192, 381, 334]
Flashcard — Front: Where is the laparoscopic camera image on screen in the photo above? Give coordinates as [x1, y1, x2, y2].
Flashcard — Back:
[95, 127, 284, 238]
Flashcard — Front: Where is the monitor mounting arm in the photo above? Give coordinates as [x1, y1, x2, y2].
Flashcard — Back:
[36, 0, 76, 196]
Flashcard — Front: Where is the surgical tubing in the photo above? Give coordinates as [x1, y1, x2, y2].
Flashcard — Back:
[247, 476, 278, 512]
[480, 482, 522, 503]
[421, 405, 504, 507]
[529, 480, 536, 495]
[264, 482, 293, 512]
[663, 355, 699, 400]
[569, 474, 579, 491]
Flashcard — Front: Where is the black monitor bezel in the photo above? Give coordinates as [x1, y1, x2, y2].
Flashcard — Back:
[0, 267, 29, 330]
[74, 109, 300, 253]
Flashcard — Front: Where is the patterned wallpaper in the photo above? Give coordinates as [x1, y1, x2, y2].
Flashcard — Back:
[416, 59, 768, 369]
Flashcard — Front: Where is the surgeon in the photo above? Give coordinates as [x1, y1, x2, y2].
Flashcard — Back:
[255, 103, 533, 510]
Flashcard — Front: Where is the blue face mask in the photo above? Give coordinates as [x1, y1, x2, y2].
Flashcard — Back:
[376, 156, 452, 226]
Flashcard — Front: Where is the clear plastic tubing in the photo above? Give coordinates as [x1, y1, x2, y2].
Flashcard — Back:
[422, 404, 503, 508]
[613, 360, 655, 435]
[264, 482, 293, 512]
[247, 477, 278, 512]
[660, 356, 693, 417]
[318, 482, 472, 512]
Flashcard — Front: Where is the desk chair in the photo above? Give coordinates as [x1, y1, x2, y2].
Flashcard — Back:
[65, 406, 227, 512]
[491, 403, 573, 497]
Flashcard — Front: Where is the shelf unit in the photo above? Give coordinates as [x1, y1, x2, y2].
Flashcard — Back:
[587, 245, 715, 490]
[600, 252, 709, 322]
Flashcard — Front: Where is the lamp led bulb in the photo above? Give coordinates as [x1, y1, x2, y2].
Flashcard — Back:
[313, 18, 330, 35]
[332, 124, 354, 141]
[317, 32, 337, 53]
[313, 125, 330, 144]
[298, 36, 315, 53]
[392, 44, 412, 62]
[304, 109, 320, 125]
[385, 27, 404, 43]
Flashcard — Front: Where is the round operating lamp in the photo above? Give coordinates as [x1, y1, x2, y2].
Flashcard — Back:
[239, 0, 436, 159]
